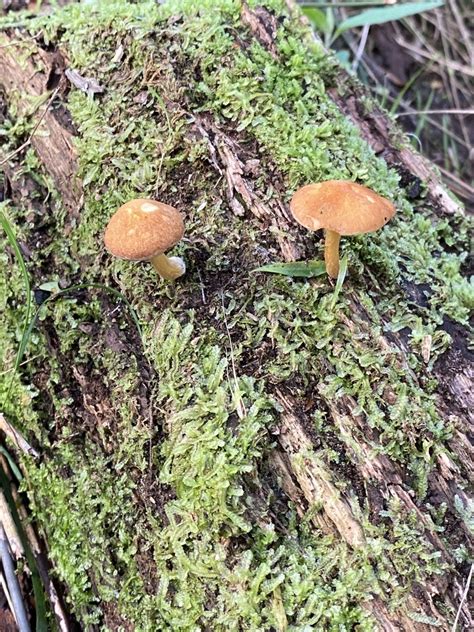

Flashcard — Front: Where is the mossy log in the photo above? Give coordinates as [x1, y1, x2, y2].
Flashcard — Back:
[0, 1, 472, 630]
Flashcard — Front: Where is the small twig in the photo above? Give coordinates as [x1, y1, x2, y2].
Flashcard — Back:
[147, 403, 154, 477]
[0, 413, 39, 458]
[394, 35, 474, 77]
[451, 563, 473, 632]
[0, 571, 16, 624]
[64, 68, 104, 98]
[0, 34, 41, 49]
[352, 23, 370, 72]
[220, 292, 247, 419]
[437, 165, 474, 198]
[0, 87, 59, 167]
[395, 109, 474, 117]
[0, 524, 31, 632]
[0, 355, 42, 376]
[447, 0, 473, 68]
[435, 12, 471, 152]
[0, 491, 23, 557]
[197, 269, 207, 305]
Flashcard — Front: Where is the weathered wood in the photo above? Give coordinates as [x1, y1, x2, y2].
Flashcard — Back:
[0, 2, 472, 630]
[0, 33, 81, 217]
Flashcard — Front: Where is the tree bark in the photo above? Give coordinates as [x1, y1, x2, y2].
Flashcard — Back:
[0, 2, 472, 630]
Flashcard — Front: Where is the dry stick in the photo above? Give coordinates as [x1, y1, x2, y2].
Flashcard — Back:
[0, 355, 41, 376]
[451, 563, 474, 632]
[0, 491, 22, 557]
[0, 413, 39, 458]
[0, 571, 17, 623]
[435, 12, 471, 151]
[0, 34, 41, 49]
[351, 23, 370, 72]
[393, 35, 474, 77]
[393, 104, 468, 149]
[437, 165, 474, 198]
[0, 87, 59, 168]
[395, 109, 474, 117]
[448, 0, 473, 68]
[0, 524, 31, 632]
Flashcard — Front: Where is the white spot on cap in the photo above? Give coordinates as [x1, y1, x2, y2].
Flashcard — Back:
[127, 228, 136, 235]
[365, 195, 375, 203]
[141, 202, 159, 213]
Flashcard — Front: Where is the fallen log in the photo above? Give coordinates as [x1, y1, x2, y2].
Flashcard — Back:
[0, 1, 472, 629]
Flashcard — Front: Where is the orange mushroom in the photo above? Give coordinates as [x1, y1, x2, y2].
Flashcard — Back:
[104, 199, 185, 280]
[290, 181, 395, 278]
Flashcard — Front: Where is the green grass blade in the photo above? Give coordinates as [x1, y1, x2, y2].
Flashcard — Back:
[0, 446, 23, 482]
[0, 207, 33, 395]
[302, 7, 328, 32]
[0, 465, 48, 632]
[331, 254, 348, 308]
[389, 65, 426, 116]
[254, 260, 327, 278]
[17, 283, 142, 372]
[335, 1, 444, 37]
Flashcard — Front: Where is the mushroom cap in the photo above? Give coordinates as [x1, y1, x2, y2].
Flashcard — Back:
[104, 199, 184, 261]
[290, 180, 395, 235]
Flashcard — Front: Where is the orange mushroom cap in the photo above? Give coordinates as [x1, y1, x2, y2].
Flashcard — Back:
[104, 199, 184, 261]
[290, 181, 395, 235]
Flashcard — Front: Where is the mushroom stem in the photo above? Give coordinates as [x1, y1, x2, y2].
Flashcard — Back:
[324, 229, 341, 279]
[150, 253, 186, 280]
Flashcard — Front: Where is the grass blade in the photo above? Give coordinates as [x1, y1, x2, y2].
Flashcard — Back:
[254, 260, 327, 278]
[335, 1, 444, 37]
[0, 207, 32, 396]
[302, 7, 328, 32]
[17, 283, 142, 373]
[331, 254, 348, 308]
[0, 466, 48, 632]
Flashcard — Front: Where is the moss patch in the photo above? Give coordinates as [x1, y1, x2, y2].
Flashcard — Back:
[0, 0, 471, 628]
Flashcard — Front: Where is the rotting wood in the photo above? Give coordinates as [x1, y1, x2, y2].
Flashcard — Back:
[0, 33, 81, 219]
[0, 5, 472, 631]
[274, 389, 366, 548]
[195, 116, 301, 262]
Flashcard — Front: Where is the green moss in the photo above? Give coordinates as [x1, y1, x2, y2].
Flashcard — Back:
[0, 0, 469, 628]
[24, 441, 140, 626]
[167, 0, 471, 328]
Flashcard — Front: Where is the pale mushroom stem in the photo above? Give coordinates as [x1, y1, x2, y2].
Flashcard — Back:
[150, 253, 186, 281]
[324, 229, 341, 279]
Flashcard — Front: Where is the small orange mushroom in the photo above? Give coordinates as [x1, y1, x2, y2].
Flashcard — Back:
[290, 180, 395, 278]
[104, 199, 185, 280]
